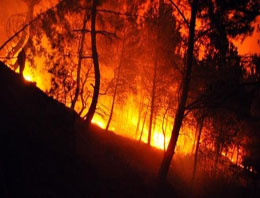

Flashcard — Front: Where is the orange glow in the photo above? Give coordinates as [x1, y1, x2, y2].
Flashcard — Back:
[24, 73, 33, 82]
[12, 61, 50, 90]
[0, 0, 252, 169]
[91, 117, 106, 129]
[153, 131, 166, 150]
[232, 16, 260, 55]
[88, 95, 195, 154]
[13, 63, 34, 82]
[22, 63, 33, 82]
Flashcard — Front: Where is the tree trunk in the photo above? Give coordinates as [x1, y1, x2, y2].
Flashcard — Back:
[79, 65, 92, 116]
[139, 110, 148, 142]
[147, 0, 164, 146]
[71, 10, 88, 110]
[148, 52, 158, 146]
[158, 0, 198, 180]
[192, 122, 199, 154]
[164, 114, 169, 151]
[191, 117, 204, 187]
[85, 0, 100, 126]
[213, 142, 220, 177]
[135, 100, 144, 138]
[106, 33, 126, 131]
[162, 105, 169, 152]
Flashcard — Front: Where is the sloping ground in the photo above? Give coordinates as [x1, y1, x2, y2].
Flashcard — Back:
[0, 62, 177, 198]
[0, 62, 256, 198]
[0, 62, 89, 198]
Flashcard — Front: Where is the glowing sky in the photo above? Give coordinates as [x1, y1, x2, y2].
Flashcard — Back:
[0, 0, 259, 56]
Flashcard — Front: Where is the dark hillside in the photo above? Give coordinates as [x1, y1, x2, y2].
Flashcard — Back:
[0, 61, 91, 198]
[0, 62, 176, 198]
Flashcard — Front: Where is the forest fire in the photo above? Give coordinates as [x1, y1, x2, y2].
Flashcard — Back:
[91, 116, 106, 129]
[24, 74, 33, 81]
[23, 67, 33, 82]
[0, 0, 259, 197]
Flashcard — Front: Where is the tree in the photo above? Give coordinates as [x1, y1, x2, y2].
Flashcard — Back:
[85, 0, 100, 126]
[168, 0, 260, 183]
[5, 0, 41, 61]
[105, 17, 140, 130]
[105, 32, 126, 131]
[191, 112, 205, 186]
[71, 8, 89, 110]
[158, 0, 199, 180]
[139, 0, 181, 146]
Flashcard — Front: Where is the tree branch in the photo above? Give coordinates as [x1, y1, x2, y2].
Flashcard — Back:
[99, 79, 113, 96]
[194, 28, 213, 41]
[81, 56, 93, 59]
[168, 0, 190, 28]
[0, 5, 57, 51]
[96, 30, 118, 38]
[96, 9, 144, 19]
[73, 29, 118, 38]
[73, 29, 91, 33]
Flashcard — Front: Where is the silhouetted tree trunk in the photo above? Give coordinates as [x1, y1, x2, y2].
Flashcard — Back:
[148, 52, 158, 146]
[191, 117, 204, 186]
[139, 109, 148, 142]
[164, 115, 169, 151]
[147, 0, 165, 146]
[135, 100, 144, 138]
[106, 33, 126, 131]
[85, 0, 100, 126]
[162, 105, 169, 152]
[158, 0, 198, 180]
[78, 65, 92, 116]
[192, 122, 199, 154]
[71, 10, 88, 110]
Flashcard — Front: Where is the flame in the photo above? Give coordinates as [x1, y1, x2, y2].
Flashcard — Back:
[0, 1, 245, 168]
[153, 131, 166, 150]
[24, 73, 33, 82]
[12, 63, 242, 166]
[88, 96, 195, 154]
[19, 61, 51, 91]
[13, 62, 34, 82]
[91, 115, 106, 129]
[22, 63, 36, 83]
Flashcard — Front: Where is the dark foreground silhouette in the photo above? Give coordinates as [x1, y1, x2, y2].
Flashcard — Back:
[0, 62, 256, 198]
[0, 62, 176, 198]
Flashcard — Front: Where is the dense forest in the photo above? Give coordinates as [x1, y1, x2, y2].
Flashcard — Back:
[0, 0, 260, 197]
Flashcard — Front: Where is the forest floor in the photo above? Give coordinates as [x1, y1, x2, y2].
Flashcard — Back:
[0, 62, 253, 198]
[0, 62, 185, 198]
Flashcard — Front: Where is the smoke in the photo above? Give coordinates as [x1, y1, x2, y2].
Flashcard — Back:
[0, 0, 27, 47]
[0, 0, 58, 57]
